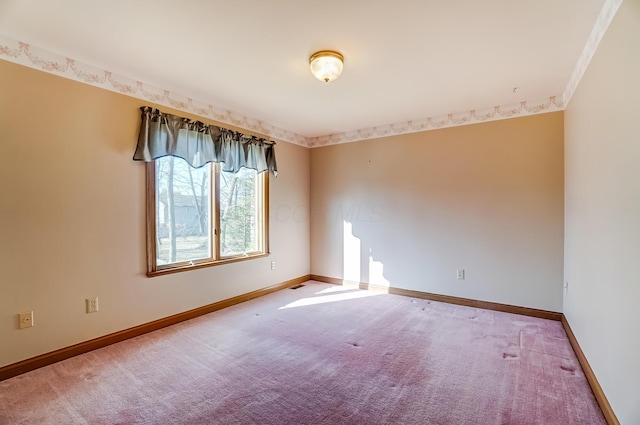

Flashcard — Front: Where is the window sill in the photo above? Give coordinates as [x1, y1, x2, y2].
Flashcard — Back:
[147, 252, 270, 277]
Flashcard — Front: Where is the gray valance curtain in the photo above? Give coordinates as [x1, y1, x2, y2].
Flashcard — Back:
[133, 106, 278, 175]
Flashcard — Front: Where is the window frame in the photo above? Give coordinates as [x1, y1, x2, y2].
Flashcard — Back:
[145, 160, 270, 277]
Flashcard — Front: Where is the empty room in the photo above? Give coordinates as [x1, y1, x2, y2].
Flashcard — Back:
[0, 0, 638, 424]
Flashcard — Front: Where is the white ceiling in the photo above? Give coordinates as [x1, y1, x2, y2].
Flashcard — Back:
[0, 0, 610, 143]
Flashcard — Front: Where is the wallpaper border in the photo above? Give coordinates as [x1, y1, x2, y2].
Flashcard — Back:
[0, 35, 308, 147]
[562, 0, 622, 106]
[0, 0, 620, 148]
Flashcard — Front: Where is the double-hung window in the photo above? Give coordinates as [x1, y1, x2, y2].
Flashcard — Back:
[133, 107, 276, 276]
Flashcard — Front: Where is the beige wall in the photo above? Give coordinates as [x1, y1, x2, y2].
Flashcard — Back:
[311, 113, 564, 311]
[564, 1, 640, 423]
[0, 60, 310, 368]
[3, 9, 635, 421]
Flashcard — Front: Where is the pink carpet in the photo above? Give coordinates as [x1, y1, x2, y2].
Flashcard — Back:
[0, 281, 605, 424]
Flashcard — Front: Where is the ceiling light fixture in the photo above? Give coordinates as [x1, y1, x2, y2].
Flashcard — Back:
[309, 50, 344, 83]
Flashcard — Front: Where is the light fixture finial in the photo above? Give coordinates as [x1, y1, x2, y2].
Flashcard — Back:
[309, 50, 344, 83]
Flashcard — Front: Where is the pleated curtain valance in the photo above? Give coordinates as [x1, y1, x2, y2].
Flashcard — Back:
[133, 106, 278, 175]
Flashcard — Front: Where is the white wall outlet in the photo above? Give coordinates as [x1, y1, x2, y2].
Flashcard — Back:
[456, 269, 465, 280]
[271, 261, 276, 270]
[86, 297, 99, 313]
[564, 281, 569, 293]
[19, 311, 34, 329]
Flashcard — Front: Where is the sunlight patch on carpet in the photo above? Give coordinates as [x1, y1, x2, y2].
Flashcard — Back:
[278, 288, 381, 309]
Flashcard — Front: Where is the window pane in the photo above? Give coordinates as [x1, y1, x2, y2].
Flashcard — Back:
[155, 157, 211, 265]
[219, 167, 259, 256]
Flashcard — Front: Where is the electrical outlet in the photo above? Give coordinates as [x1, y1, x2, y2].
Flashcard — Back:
[271, 261, 276, 270]
[456, 269, 465, 280]
[19, 311, 34, 329]
[86, 297, 99, 313]
[564, 281, 569, 293]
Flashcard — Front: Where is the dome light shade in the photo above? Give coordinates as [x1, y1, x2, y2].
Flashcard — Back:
[309, 50, 344, 83]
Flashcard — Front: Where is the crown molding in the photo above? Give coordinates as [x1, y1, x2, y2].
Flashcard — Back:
[0, 0, 621, 149]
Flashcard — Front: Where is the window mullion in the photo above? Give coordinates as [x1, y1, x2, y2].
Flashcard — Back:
[213, 163, 221, 261]
[262, 172, 269, 254]
[257, 173, 264, 253]
[146, 161, 158, 273]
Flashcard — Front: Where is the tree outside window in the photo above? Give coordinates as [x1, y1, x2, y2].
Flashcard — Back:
[148, 156, 268, 275]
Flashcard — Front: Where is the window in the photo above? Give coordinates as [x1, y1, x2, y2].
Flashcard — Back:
[146, 157, 269, 275]
[133, 106, 276, 275]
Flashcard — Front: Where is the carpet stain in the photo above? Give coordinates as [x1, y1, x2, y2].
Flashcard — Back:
[502, 352, 519, 359]
[560, 365, 576, 374]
